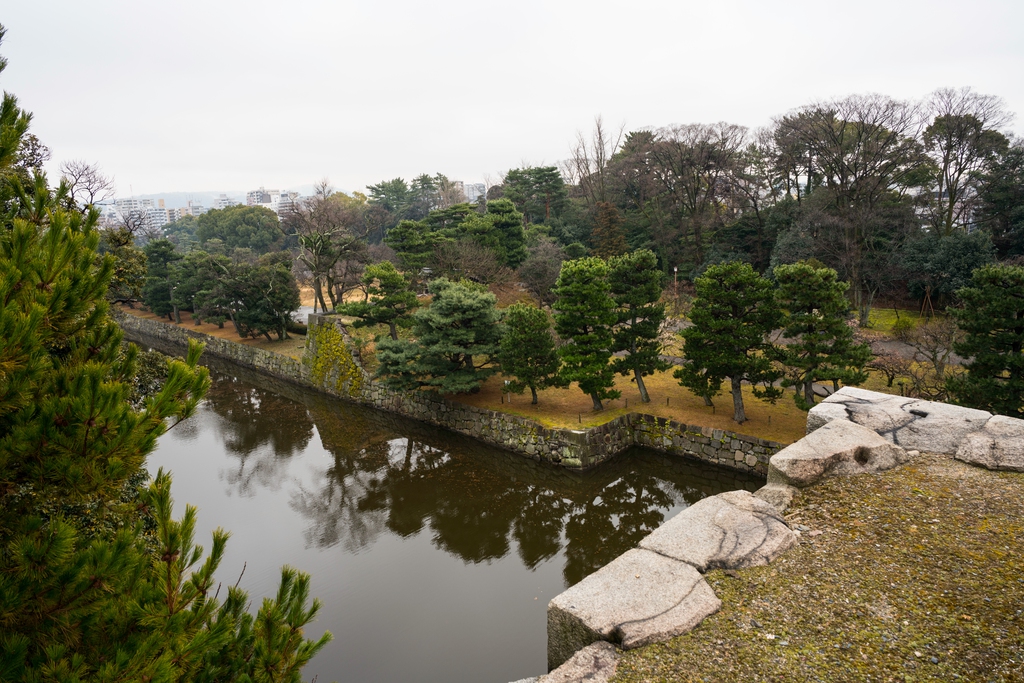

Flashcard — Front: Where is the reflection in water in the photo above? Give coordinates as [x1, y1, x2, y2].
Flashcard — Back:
[204, 374, 315, 495]
[200, 367, 761, 587]
[142, 342, 766, 683]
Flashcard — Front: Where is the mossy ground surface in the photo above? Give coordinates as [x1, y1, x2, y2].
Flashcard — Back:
[613, 453, 1024, 683]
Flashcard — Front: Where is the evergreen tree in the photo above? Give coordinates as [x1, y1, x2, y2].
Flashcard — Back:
[553, 257, 620, 410]
[485, 198, 528, 268]
[498, 302, 564, 404]
[0, 207, 330, 679]
[337, 260, 419, 340]
[375, 278, 503, 394]
[775, 262, 871, 409]
[590, 202, 628, 259]
[226, 251, 301, 341]
[608, 249, 668, 403]
[142, 238, 181, 321]
[384, 218, 437, 277]
[947, 264, 1024, 417]
[674, 262, 782, 423]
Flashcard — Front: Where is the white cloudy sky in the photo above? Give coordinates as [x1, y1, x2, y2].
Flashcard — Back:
[3, 0, 1023, 198]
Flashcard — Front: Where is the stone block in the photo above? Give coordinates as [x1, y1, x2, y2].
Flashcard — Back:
[753, 483, 799, 513]
[767, 419, 909, 488]
[955, 415, 1024, 472]
[538, 641, 619, 682]
[812, 387, 991, 454]
[547, 549, 719, 669]
[639, 490, 797, 572]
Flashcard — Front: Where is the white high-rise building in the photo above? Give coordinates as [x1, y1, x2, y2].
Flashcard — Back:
[214, 194, 237, 210]
[464, 183, 486, 203]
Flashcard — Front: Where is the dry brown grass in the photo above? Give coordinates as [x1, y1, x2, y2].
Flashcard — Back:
[451, 369, 810, 444]
[116, 305, 307, 360]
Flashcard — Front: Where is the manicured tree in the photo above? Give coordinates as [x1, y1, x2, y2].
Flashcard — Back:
[384, 218, 437, 277]
[375, 278, 503, 394]
[590, 202, 628, 259]
[608, 249, 669, 403]
[485, 198, 528, 268]
[142, 237, 180, 320]
[498, 302, 564, 404]
[775, 262, 872, 409]
[230, 251, 301, 341]
[674, 262, 782, 423]
[553, 257, 621, 410]
[338, 260, 419, 340]
[947, 264, 1024, 417]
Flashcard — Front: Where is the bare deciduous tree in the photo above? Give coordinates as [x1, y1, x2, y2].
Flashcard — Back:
[562, 116, 624, 208]
[60, 159, 115, 207]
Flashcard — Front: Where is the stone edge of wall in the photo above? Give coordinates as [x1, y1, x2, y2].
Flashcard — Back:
[113, 310, 784, 476]
[540, 387, 1024, 680]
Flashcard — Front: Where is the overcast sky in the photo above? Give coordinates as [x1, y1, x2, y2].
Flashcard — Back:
[3, 0, 1023, 199]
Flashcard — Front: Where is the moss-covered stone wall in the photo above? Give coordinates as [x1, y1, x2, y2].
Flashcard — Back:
[114, 310, 782, 476]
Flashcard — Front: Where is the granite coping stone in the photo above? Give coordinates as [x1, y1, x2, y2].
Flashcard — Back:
[546, 548, 720, 670]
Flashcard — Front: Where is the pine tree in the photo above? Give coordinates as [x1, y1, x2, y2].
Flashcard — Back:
[590, 202, 628, 259]
[553, 257, 621, 410]
[947, 264, 1024, 417]
[775, 262, 871, 409]
[0, 26, 331, 678]
[608, 249, 669, 403]
[375, 278, 503, 394]
[338, 260, 419, 340]
[674, 262, 782, 423]
[498, 302, 564, 404]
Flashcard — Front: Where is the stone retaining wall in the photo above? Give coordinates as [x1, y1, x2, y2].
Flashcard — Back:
[113, 310, 783, 475]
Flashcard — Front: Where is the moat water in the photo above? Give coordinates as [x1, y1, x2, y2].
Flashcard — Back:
[148, 359, 762, 682]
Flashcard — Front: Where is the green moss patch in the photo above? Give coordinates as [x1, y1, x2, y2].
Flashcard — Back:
[613, 453, 1024, 682]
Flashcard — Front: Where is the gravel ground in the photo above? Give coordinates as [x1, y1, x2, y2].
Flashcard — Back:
[612, 453, 1024, 683]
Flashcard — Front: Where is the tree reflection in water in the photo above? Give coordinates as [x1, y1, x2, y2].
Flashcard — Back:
[297, 404, 759, 587]
[204, 374, 314, 495]
[202, 368, 761, 587]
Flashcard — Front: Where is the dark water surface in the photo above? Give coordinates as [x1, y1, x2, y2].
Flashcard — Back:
[148, 357, 762, 682]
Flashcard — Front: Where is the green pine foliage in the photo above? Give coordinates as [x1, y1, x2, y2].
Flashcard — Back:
[337, 260, 419, 340]
[384, 219, 438, 276]
[674, 262, 782, 423]
[0, 28, 330, 678]
[947, 264, 1024, 417]
[498, 302, 564, 404]
[375, 278, 503, 394]
[142, 238, 181, 320]
[553, 257, 621, 410]
[608, 249, 669, 403]
[0, 206, 331, 680]
[775, 262, 872, 409]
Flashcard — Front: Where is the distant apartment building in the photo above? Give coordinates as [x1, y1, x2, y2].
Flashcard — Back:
[214, 194, 238, 210]
[464, 182, 486, 203]
[245, 187, 299, 217]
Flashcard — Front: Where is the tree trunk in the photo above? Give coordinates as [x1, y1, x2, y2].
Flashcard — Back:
[591, 393, 604, 411]
[530, 386, 538, 405]
[703, 395, 713, 407]
[389, 321, 398, 340]
[172, 305, 180, 325]
[731, 376, 746, 423]
[634, 369, 650, 403]
[803, 378, 816, 406]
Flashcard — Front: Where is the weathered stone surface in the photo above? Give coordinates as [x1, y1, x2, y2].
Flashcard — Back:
[806, 401, 850, 433]
[754, 483, 800, 513]
[538, 641, 619, 682]
[639, 490, 796, 572]
[767, 419, 910, 488]
[547, 548, 720, 670]
[955, 415, 1024, 472]
[810, 387, 991, 454]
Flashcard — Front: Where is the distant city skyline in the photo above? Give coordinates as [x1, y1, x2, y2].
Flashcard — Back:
[3, 0, 1023, 196]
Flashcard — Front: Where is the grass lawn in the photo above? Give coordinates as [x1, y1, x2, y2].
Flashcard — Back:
[452, 369, 811, 445]
[116, 305, 307, 360]
[863, 306, 927, 335]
